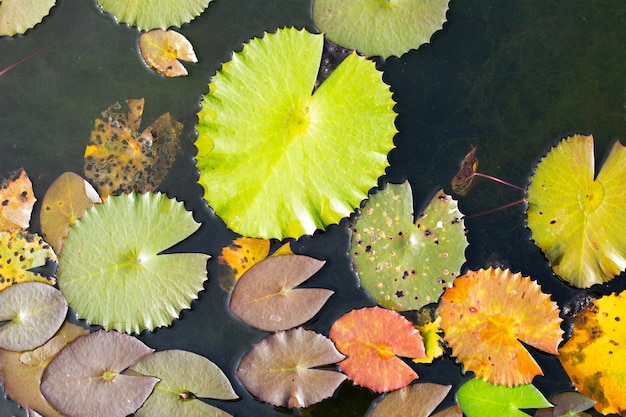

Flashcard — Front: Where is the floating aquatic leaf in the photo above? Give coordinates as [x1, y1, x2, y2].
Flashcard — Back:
[0, 322, 89, 417]
[40, 171, 101, 254]
[432, 405, 463, 417]
[313, 0, 449, 58]
[237, 327, 346, 408]
[84, 98, 182, 199]
[457, 378, 551, 417]
[329, 306, 425, 392]
[0, 0, 56, 36]
[439, 267, 563, 386]
[57, 192, 209, 333]
[97, 0, 212, 30]
[0, 282, 67, 352]
[128, 349, 237, 417]
[559, 290, 626, 415]
[527, 134, 626, 288]
[196, 27, 397, 239]
[230, 254, 332, 332]
[413, 314, 444, 364]
[0, 230, 56, 290]
[41, 330, 157, 417]
[369, 382, 451, 417]
[0, 168, 36, 231]
[535, 392, 596, 417]
[351, 182, 467, 311]
[139, 29, 197, 77]
[451, 146, 479, 196]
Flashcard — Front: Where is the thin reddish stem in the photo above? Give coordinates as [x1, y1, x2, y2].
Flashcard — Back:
[474, 172, 525, 191]
[0, 51, 41, 77]
[465, 198, 526, 219]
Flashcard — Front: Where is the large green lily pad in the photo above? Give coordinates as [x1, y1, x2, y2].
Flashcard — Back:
[351, 182, 467, 311]
[527, 134, 626, 288]
[196, 27, 397, 239]
[97, 0, 212, 31]
[57, 192, 209, 334]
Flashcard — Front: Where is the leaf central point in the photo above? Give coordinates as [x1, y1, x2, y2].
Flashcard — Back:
[284, 105, 311, 140]
[578, 181, 605, 215]
[101, 370, 118, 381]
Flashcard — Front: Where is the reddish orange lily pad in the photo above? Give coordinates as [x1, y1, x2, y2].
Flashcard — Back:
[329, 306, 426, 392]
[439, 267, 563, 386]
[0, 169, 36, 231]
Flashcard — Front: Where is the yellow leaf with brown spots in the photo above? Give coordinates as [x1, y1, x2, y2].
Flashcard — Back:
[0, 169, 36, 231]
[0, 230, 56, 291]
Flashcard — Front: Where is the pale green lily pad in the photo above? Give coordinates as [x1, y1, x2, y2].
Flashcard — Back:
[527, 134, 626, 288]
[0, 0, 56, 36]
[313, 0, 450, 58]
[128, 349, 238, 417]
[97, 0, 212, 31]
[196, 27, 397, 239]
[0, 282, 67, 352]
[351, 182, 467, 311]
[57, 192, 209, 334]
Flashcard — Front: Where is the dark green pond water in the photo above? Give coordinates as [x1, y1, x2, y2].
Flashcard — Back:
[1, 0, 626, 416]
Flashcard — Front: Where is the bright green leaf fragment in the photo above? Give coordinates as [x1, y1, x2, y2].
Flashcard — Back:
[457, 378, 552, 417]
[97, 0, 212, 31]
[313, 0, 449, 58]
[527, 134, 626, 288]
[128, 349, 238, 417]
[196, 27, 397, 239]
[0, 282, 67, 352]
[351, 182, 467, 311]
[0, 0, 56, 36]
[57, 192, 209, 334]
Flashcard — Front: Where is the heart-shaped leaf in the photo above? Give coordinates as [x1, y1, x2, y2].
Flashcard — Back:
[41, 330, 158, 417]
[527, 134, 626, 287]
[457, 378, 551, 417]
[0, 168, 36, 231]
[0, 322, 89, 417]
[439, 267, 563, 386]
[0, 0, 56, 36]
[57, 192, 209, 333]
[0, 282, 67, 352]
[40, 171, 101, 254]
[229, 254, 331, 331]
[128, 349, 237, 417]
[139, 29, 197, 77]
[370, 382, 451, 417]
[0, 230, 57, 290]
[236, 327, 346, 408]
[313, 0, 450, 58]
[196, 27, 397, 239]
[97, 0, 212, 30]
[351, 182, 467, 311]
[329, 306, 425, 392]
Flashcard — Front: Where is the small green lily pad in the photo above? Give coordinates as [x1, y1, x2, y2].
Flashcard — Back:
[57, 192, 209, 334]
[97, 0, 212, 31]
[351, 182, 467, 311]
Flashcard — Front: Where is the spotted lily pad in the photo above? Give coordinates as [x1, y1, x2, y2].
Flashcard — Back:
[57, 192, 209, 334]
[196, 27, 397, 239]
[0, 282, 67, 352]
[351, 182, 467, 311]
[0, 0, 56, 36]
[97, 0, 212, 30]
[128, 349, 237, 417]
[527, 134, 626, 288]
[0, 230, 57, 290]
[313, 0, 450, 58]
[0, 168, 36, 231]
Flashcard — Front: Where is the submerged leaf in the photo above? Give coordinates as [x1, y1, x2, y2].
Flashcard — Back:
[329, 306, 425, 392]
[0, 322, 89, 417]
[351, 182, 467, 311]
[0, 0, 56, 36]
[535, 392, 596, 417]
[527, 134, 626, 287]
[57, 192, 209, 333]
[128, 349, 237, 417]
[230, 254, 332, 331]
[196, 27, 397, 239]
[97, 0, 212, 30]
[369, 382, 451, 417]
[0, 168, 36, 231]
[457, 378, 551, 417]
[237, 327, 346, 408]
[40, 171, 101, 254]
[139, 29, 197, 77]
[41, 330, 158, 417]
[559, 291, 626, 415]
[313, 0, 449, 58]
[0, 230, 57, 290]
[451, 146, 479, 196]
[84, 98, 182, 199]
[439, 267, 563, 386]
[0, 282, 67, 352]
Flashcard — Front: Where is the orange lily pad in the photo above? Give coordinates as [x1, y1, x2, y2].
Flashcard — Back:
[0, 168, 36, 231]
[439, 267, 563, 386]
[559, 290, 626, 415]
[139, 29, 198, 77]
[329, 306, 426, 392]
